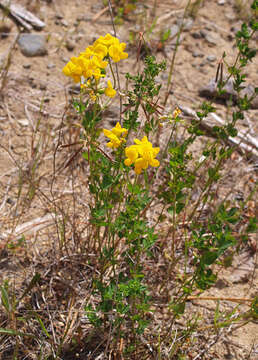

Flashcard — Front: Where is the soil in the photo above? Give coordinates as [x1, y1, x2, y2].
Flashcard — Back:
[0, 0, 257, 359]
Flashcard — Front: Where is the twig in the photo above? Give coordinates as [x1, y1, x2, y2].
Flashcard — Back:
[187, 296, 253, 304]
[92, 6, 109, 22]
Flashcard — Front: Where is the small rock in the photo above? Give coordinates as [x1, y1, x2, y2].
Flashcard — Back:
[55, 14, 64, 20]
[200, 29, 208, 38]
[68, 84, 81, 94]
[192, 51, 204, 58]
[18, 118, 29, 127]
[191, 31, 202, 39]
[60, 19, 68, 27]
[6, 198, 15, 205]
[177, 17, 194, 31]
[204, 32, 220, 46]
[0, 19, 13, 39]
[215, 279, 228, 289]
[62, 56, 69, 63]
[235, 192, 244, 201]
[66, 38, 76, 51]
[47, 63, 55, 69]
[169, 24, 180, 38]
[39, 83, 47, 91]
[218, 0, 225, 4]
[207, 55, 216, 62]
[18, 34, 47, 57]
[23, 63, 31, 69]
[199, 79, 258, 108]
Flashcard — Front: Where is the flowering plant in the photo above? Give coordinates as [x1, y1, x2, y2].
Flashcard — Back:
[62, 33, 128, 100]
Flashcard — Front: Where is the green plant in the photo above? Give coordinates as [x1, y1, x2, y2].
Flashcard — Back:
[0, 0, 257, 359]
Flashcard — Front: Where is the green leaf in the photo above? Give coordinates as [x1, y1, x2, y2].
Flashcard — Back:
[201, 251, 218, 265]
[31, 312, 50, 338]
[101, 174, 113, 189]
[0, 328, 35, 338]
[19, 273, 41, 302]
[1, 285, 10, 313]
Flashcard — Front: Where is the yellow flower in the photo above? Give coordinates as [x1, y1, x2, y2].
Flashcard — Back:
[92, 43, 108, 59]
[103, 122, 128, 149]
[95, 33, 116, 47]
[105, 80, 116, 98]
[111, 122, 128, 137]
[63, 34, 128, 84]
[108, 39, 128, 63]
[124, 145, 138, 166]
[124, 136, 160, 174]
[173, 107, 181, 118]
[103, 132, 122, 149]
[62, 57, 83, 83]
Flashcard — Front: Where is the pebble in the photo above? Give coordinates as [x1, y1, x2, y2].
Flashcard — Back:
[207, 55, 216, 62]
[169, 24, 180, 38]
[199, 79, 258, 109]
[218, 0, 225, 5]
[23, 63, 31, 69]
[60, 19, 68, 27]
[0, 18, 13, 39]
[18, 34, 47, 57]
[47, 63, 55, 69]
[39, 83, 47, 91]
[192, 51, 204, 58]
[215, 279, 228, 289]
[55, 14, 64, 20]
[204, 32, 220, 46]
[66, 38, 76, 51]
[62, 56, 69, 63]
[176, 17, 194, 31]
[191, 31, 202, 39]
[18, 118, 29, 127]
[69, 84, 81, 94]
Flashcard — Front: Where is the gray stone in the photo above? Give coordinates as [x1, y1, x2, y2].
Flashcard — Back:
[207, 55, 216, 62]
[47, 63, 55, 69]
[18, 118, 29, 127]
[218, 0, 226, 5]
[169, 24, 180, 38]
[191, 31, 202, 39]
[39, 83, 47, 91]
[55, 14, 64, 20]
[0, 18, 13, 39]
[204, 32, 220, 46]
[215, 279, 228, 289]
[176, 17, 194, 31]
[23, 63, 31, 69]
[199, 79, 258, 109]
[66, 38, 75, 51]
[192, 51, 204, 58]
[60, 19, 68, 27]
[200, 29, 208, 38]
[18, 34, 47, 57]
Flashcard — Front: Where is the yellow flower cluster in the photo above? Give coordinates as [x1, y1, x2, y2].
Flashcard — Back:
[105, 80, 116, 98]
[103, 122, 128, 149]
[173, 107, 182, 118]
[62, 34, 128, 93]
[124, 136, 160, 174]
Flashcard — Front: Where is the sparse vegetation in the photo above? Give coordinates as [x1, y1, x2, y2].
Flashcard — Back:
[0, 0, 257, 359]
